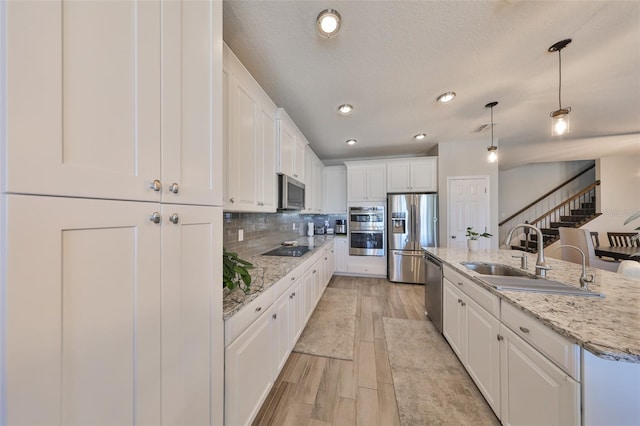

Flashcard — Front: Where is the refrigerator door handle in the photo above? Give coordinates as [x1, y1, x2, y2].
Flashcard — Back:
[391, 250, 425, 257]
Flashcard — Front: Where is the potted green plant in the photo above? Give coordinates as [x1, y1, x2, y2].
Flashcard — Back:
[223, 248, 254, 295]
[465, 226, 492, 251]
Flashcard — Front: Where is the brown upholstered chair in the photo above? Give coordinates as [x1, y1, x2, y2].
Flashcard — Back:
[607, 232, 640, 247]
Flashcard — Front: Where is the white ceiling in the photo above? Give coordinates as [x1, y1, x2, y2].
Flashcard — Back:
[223, 1, 640, 170]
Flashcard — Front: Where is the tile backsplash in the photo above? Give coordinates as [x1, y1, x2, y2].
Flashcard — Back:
[223, 212, 347, 258]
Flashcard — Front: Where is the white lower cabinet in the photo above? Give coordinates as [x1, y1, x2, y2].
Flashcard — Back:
[443, 278, 500, 417]
[3, 195, 223, 425]
[334, 237, 349, 273]
[225, 303, 275, 426]
[225, 245, 333, 425]
[499, 324, 580, 426]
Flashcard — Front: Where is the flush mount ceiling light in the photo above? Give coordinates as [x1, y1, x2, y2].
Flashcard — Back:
[317, 9, 341, 38]
[346, 139, 357, 145]
[549, 39, 572, 136]
[337, 104, 353, 115]
[485, 101, 498, 163]
[414, 133, 427, 141]
[436, 91, 456, 104]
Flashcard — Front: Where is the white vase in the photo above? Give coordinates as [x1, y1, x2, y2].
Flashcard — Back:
[467, 239, 479, 251]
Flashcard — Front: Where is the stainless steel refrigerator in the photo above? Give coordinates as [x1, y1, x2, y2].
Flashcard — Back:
[388, 193, 438, 284]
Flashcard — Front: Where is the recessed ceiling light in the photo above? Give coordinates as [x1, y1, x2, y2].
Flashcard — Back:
[346, 139, 357, 145]
[317, 9, 341, 38]
[338, 104, 353, 115]
[436, 92, 456, 104]
[414, 133, 427, 141]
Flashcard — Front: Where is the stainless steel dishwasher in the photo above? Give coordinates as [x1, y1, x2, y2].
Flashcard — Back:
[424, 252, 443, 333]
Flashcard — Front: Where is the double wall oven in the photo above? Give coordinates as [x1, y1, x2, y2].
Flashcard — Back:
[349, 206, 385, 256]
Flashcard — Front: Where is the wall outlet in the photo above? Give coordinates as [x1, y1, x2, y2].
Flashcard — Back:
[238, 229, 244, 242]
[293, 223, 296, 230]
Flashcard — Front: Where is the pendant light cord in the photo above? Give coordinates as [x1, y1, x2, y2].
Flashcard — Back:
[490, 106, 494, 147]
[558, 49, 562, 110]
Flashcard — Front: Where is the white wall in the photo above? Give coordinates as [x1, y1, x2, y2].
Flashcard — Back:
[591, 154, 640, 235]
[499, 160, 595, 221]
[437, 140, 499, 248]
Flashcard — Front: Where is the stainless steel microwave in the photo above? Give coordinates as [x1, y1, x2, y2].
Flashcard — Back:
[278, 174, 305, 210]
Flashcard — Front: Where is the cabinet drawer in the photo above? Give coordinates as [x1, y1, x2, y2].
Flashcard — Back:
[225, 289, 274, 346]
[444, 266, 499, 318]
[272, 270, 300, 300]
[501, 301, 580, 380]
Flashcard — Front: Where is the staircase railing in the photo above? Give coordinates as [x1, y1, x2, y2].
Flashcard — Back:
[498, 163, 596, 245]
[501, 180, 600, 250]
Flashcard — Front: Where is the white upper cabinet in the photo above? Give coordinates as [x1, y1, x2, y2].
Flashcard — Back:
[387, 157, 438, 193]
[223, 44, 277, 212]
[323, 165, 347, 214]
[345, 162, 387, 202]
[304, 147, 324, 213]
[2, 0, 222, 206]
[276, 109, 307, 183]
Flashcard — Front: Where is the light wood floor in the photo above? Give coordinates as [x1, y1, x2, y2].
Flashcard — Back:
[252, 275, 426, 426]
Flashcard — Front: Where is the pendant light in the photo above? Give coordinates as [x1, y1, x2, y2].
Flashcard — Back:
[485, 101, 498, 163]
[549, 39, 572, 136]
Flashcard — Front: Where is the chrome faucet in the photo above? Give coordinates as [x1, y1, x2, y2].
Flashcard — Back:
[557, 244, 595, 290]
[504, 223, 552, 278]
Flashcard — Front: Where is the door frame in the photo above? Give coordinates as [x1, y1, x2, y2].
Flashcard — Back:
[447, 175, 491, 249]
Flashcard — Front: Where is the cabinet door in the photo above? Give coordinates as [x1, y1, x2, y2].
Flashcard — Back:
[289, 279, 304, 343]
[466, 298, 501, 417]
[323, 166, 347, 214]
[227, 73, 259, 210]
[4, 1, 161, 202]
[304, 147, 316, 212]
[410, 158, 438, 192]
[294, 135, 307, 182]
[443, 280, 466, 361]
[366, 164, 387, 200]
[314, 159, 324, 213]
[347, 166, 367, 202]
[161, 0, 222, 206]
[334, 237, 349, 273]
[225, 307, 274, 426]
[258, 102, 278, 211]
[500, 325, 580, 426]
[387, 162, 411, 192]
[3, 195, 161, 425]
[161, 205, 223, 425]
[272, 292, 291, 375]
[278, 116, 296, 178]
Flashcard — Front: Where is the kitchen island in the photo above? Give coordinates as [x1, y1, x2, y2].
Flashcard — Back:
[425, 247, 640, 426]
[424, 247, 639, 362]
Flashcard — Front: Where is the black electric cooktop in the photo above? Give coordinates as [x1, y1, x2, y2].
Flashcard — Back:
[262, 245, 310, 257]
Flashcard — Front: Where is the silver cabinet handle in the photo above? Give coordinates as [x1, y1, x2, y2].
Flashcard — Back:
[290, 293, 294, 299]
[272, 313, 277, 319]
[229, 198, 235, 203]
[519, 326, 530, 333]
[149, 212, 161, 224]
[458, 298, 463, 304]
[169, 182, 179, 194]
[150, 179, 161, 192]
[457, 282, 463, 286]
[169, 214, 179, 224]
[461, 301, 466, 306]
[313, 269, 317, 274]
[291, 277, 296, 281]
[497, 334, 504, 341]
[255, 307, 262, 312]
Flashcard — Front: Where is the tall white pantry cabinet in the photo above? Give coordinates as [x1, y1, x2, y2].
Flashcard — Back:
[0, 1, 225, 425]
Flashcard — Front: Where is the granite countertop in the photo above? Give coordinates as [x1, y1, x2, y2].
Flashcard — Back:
[424, 247, 640, 363]
[223, 235, 335, 319]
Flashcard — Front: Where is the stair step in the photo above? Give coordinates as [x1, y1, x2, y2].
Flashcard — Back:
[551, 221, 579, 228]
[559, 215, 591, 223]
[570, 209, 596, 216]
[581, 202, 595, 209]
[541, 228, 559, 236]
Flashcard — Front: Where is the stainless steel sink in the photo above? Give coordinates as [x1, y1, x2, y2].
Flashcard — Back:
[481, 276, 604, 298]
[461, 262, 532, 277]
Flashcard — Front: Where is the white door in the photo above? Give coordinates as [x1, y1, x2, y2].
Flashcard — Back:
[448, 176, 490, 249]
[161, 0, 222, 206]
[272, 292, 291, 375]
[3, 195, 161, 425]
[442, 280, 466, 361]
[258, 102, 278, 211]
[3, 1, 161, 201]
[161, 205, 222, 425]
